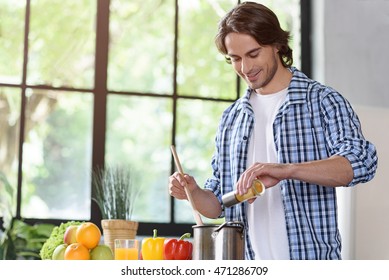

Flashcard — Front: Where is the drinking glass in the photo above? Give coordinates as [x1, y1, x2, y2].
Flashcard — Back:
[114, 239, 139, 260]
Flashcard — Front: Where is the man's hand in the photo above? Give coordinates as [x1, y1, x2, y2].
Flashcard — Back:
[168, 172, 199, 200]
[236, 162, 285, 196]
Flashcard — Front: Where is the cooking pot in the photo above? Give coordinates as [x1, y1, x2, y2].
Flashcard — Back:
[192, 221, 245, 260]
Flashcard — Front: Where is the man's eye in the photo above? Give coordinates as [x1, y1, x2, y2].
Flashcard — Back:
[230, 57, 241, 62]
[249, 52, 259, 58]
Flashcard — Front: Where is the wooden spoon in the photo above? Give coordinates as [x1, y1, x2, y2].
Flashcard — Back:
[170, 145, 204, 226]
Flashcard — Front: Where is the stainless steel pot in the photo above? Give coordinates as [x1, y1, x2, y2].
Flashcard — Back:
[212, 221, 245, 260]
[192, 224, 218, 260]
[192, 221, 245, 260]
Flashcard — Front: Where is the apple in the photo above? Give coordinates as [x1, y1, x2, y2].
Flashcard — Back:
[90, 244, 114, 260]
[63, 225, 78, 245]
[52, 244, 67, 260]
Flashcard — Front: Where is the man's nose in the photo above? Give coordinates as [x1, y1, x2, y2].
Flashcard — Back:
[241, 58, 253, 74]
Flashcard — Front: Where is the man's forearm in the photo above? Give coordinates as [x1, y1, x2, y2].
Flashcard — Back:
[288, 155, 353, 187]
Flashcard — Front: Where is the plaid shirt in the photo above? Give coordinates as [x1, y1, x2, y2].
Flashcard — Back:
[204, 67, 378, 260]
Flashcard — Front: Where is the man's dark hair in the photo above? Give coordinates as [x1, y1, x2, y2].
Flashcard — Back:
[215, 1, 293, 67]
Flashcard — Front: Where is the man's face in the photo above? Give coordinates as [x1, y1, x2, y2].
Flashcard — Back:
[224, 32, 279, 93]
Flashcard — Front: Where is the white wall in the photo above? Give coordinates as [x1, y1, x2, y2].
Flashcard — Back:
[312, 0, 389, 259]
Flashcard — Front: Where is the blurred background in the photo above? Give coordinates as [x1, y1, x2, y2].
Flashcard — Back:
[0, 0, 387, 259]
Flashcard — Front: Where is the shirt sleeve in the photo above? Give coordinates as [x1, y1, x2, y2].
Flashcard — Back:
[321, 90, 378, 186]
[203, 110, 228, 217]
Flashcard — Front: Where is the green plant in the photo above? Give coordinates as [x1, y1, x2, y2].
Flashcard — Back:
[91, 165, 139, 220]
[0, 172, 55, 259]
[0, 218, 55, 260]
[0, 171, 16, 259]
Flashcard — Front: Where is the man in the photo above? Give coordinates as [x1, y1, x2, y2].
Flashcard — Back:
[168, 1, 377, 260]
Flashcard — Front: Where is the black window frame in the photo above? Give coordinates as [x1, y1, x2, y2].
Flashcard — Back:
[1, 0, 311, 236]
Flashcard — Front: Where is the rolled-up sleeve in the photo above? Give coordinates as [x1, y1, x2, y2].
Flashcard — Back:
[322, 91, 378, 186]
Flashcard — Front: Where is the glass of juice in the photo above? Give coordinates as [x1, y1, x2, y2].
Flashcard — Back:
[114, 239, 139, 260]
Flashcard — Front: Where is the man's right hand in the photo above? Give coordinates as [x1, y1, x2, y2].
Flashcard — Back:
[168, 171, 198, 201]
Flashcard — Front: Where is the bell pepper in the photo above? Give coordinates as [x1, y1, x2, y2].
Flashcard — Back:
[141, 229, 165, 260]
[163, 233, 193, 260]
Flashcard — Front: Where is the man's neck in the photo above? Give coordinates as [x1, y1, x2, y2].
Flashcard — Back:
[256, 67, 292, 95]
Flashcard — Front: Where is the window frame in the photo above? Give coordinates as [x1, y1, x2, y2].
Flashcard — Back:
[0, 0, 311, 236]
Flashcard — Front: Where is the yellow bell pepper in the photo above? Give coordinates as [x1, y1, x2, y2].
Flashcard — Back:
[141, 229, 165, 260]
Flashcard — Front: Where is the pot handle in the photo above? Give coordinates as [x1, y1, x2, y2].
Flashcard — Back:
[213, 221, 245, 234]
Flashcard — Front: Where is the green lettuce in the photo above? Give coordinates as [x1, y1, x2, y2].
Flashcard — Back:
[39, 221, 83, 260]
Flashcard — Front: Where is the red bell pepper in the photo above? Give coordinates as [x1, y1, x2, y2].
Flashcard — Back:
[163, 233, 193, 260]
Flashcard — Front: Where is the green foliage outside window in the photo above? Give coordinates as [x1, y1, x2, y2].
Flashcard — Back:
[0, 0, 301, 228]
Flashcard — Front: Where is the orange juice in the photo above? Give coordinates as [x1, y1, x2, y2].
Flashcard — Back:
[115, 247, 138, 260]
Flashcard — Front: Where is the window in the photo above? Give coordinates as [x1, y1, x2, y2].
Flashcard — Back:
[0, 0, 307, 236]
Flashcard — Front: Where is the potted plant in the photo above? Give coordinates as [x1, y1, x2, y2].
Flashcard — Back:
[91, 165, 139, 252]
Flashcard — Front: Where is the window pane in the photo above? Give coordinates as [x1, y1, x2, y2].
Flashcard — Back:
[21, 90, 93, 219]
[27, 0, 96, 88]
[108, 0, 175, 93]
[0, 87, 21, 218]
[177, 0, 237, 99]
[0, 1, 25, 84]
[174, 99, 230, 223]
[106, 95, 173, 222]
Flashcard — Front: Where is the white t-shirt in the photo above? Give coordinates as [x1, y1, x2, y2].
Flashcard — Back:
[247, 88, 290, 260]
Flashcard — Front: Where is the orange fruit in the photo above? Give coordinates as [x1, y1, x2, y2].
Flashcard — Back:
[64, 243, 90, 260]
[76, 222, 101, 249]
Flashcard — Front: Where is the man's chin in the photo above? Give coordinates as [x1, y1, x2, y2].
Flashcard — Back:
[247, 81, 261, 90]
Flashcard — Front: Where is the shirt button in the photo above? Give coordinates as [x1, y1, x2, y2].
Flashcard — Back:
[243, 136, 248, 140]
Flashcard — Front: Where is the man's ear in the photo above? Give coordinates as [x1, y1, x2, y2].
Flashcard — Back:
[274, 43, 281, 53]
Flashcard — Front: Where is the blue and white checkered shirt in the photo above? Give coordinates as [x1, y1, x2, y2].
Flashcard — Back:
[204, 67, 378, 260]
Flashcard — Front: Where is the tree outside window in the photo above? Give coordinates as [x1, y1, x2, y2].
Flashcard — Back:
[0, 0, 302, 235]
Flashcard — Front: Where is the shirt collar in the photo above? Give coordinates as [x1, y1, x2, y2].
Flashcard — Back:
[287, 67, 310, 104]
[237, 67, 309, 112]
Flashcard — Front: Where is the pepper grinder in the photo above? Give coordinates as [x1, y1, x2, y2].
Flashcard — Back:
[222, 179, 266, 208]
